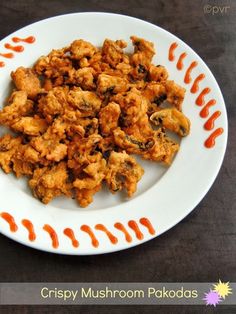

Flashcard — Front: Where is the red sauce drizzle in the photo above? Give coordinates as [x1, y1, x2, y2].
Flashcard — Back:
[196, 87, 211, 106]
[114, 222, 132, 242]
[22, 219, 36, 241]
[176, 52, 187, 70]
[139, 218, 155, 235]
[95, 224, 118, 244]
[64, 228, 79, 248]
[184, 61, 198, 84]
[80, 225, 99, 248]
[43, 224, 59, 249]
[200, 99, 216, 118]
[168, 42, 178, 61]
[4, 43, 24, 52]
[0, 53, 14, 59]
[12, 36, 35, 44]
[0, 62, 5, 67]
[204, 111, 221, 131]
[204, 128, 224, 148]
[190, 73, 205, 93]
[0, 212, 18, 232]
[128, 220, 144, 240]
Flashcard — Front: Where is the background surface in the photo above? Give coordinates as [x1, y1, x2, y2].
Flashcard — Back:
[0, 0, 235, 313]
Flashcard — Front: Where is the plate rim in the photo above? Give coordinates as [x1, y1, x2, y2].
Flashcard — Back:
[0, 12, 228, 255]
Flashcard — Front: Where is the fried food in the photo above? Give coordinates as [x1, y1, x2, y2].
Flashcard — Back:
[99, 102, 121, 136]
[10, 116, 48, 136]
[67, 89, 102, 117]
[150, 108, 191, 137]
[106, 151, 144, 197]
[29, 162, 71, 204]
[0, 91, 33, 126]
[164, 80, 186, 111]
[0, 134, 22, 174]
[112, 88, 148, 126]
[0, 36, 191, 207]
[11, 67, 41, 99]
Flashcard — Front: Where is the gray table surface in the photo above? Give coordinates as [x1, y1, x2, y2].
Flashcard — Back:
[0, 1, 235, 313]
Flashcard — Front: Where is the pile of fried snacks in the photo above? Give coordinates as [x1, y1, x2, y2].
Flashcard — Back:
[0, 36, 190, 207]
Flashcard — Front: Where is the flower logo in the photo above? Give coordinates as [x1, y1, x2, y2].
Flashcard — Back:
[203, 280, 232, 306]
[213, 280, 232, 299]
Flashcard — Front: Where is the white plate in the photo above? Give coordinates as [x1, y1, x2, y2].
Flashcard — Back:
[0, 13, 227, 255]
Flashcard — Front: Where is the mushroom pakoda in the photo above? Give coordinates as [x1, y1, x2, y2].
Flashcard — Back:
[0, 36, 190, 207]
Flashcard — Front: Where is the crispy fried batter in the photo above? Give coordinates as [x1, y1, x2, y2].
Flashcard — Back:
[37, 86, 69, 123]
[97, 73, 129, 95]
[30, 120, 67, 162]
[75, 184, 101, 208]
[112, 88, 147, 126]
[150, 108, 191, 137]
[34, 48, 72, 87]
[131, 36, 155, 59]
[10, 116, 48, 136]
[0, 134, 22, 173]
[70, 39, 97, 60]
[142, 82, 167, 115]
[0, 36, 190, 207]
[67, 67, 96, 90]
[11, 144, 37, 177]
[98, 136, 116, 158]
[29, 162, 71, 204]
[142, 129, 179, 165]
[113, 127, 154, 155]
[67, 134, 102, 170]
[130, 36, 155, 80]
[0, 91, 33, 126]
[102, 39, 127, 68]
[73, 156, 106, 190]
[165, 80, 186, 111]
[148, 65, 168, 82]
[99, 102, 121, 136]
[11, 67, 41, 99]
[142, 82, 167, 103]
[124, 114, 154, 140]
[106, 151, 144, 197]
[68, 89, 101, 117]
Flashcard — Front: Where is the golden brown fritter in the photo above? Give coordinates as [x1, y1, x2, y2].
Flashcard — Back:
[0, 91, 33, 126]
[11, 67, 41, 99]
[101, 39, 127, 68]
[112, 88, 148, 126]
[10, 116, 48, 136]
[106, 151, 144, 197]
[37, 86, 69, 123]
[148, 65, 169, 82]
[0, 134, 22, 174]
[142, 129, 179, 165]
[164, 80, 186, 111]
[34, 48, 72, 79]
[30, 120, 68, 162]
[142, 82, 167, 104]
[129, 36, 155, 80]
[0, 36, 190, 207]
[75, 184, 101, 208]
[73, 158, 106, 190]
[67, 89, 102, 117]
[70, 39, 97, 60]
[29, 162, 71, 204]
[12, 144, 37, 178]
[97, 74, 129, 95]
[150, 108, 191, 137]
[67, 67, 96, 90]
[99, 102, 121, 136]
